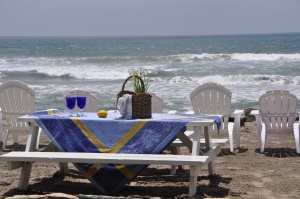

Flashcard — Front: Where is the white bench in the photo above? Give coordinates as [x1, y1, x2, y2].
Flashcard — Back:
[171, 138, 229, 147]
[0, 148, 220, 197]
[169, 133, 228, 175]
[171, 128, 229, 148]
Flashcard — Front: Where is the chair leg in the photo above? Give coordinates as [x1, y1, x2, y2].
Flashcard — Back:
[176, 146, 184, 170]
[227, 123, 234, 152]
[59, 163, 69, 176]
[170, 146, 183, 175]
[2, 129, 9, 149]
[12, 131, 18, 144]
[234, 120, 241, 148]
[293, 123, 300, 153]
[254, 116, 263, 148]
[36, 128, 42, 150]
[170, 165, 177, 175]
[260, 125, 266, 153]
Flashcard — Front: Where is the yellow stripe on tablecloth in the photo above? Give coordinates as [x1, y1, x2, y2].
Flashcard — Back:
[110, 120, 147, 153]
[72, 118, 108, 152]
[72, 118, 143, 180]
[115, 164, 135, 179]
[84, 164, 100, 180]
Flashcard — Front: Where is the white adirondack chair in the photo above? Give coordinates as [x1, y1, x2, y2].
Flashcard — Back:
[189, 82, 244, 152]
[0, 80, 36, 149]
[149, 92, 163, 113]
[149, 92, 178, 115]
[251, 90, 300, 153]
[65, 90, 99, 112]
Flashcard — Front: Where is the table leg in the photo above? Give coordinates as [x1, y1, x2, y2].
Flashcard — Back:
[188, 126, 201, 196]
[192, 126, 201, 156]
[189, 166, 200, 197]
[176, 132, 193, 152]
[25, 123, 39, 152]
[204, 126, 215, 175]
[170, 146, 179, 175]
[18, 162, 32, 190]
[18, 123, 39, 190]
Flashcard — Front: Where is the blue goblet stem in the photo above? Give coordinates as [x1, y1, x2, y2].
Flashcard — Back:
[77, 96, 86, 117]
[66, 97, 77, 116]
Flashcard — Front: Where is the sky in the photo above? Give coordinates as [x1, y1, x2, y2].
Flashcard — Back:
[0, 0, 300, 37]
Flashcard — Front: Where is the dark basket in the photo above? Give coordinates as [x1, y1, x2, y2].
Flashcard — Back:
[117, 75, 152, 119]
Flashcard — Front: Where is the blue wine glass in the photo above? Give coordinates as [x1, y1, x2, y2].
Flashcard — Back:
[77, 96, 86, 116]
[66, 96, 77, 116]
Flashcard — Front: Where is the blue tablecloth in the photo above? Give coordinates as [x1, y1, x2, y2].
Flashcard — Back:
[28, 110, 221, 194]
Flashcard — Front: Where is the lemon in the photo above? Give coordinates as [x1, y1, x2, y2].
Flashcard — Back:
[97, 110, 107, 118]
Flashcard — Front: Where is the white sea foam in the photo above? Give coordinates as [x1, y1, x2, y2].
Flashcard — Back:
[231, 53, 300, 61]
[0, 59, 126, 80]
[165, 74, 300, 86]
[170, 53, 221, 62]
[204, 75, 299, 85]
[167, 53, 300, 62]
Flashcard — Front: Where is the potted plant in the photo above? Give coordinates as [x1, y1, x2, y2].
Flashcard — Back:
[128, 67, 150, 94]
[117, 67, 152, 119]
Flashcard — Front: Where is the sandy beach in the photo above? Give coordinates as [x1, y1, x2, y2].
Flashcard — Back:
[1, 120, 300, 199]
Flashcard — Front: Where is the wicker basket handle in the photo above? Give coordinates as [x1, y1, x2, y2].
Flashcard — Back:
[121, 75, 145, 92]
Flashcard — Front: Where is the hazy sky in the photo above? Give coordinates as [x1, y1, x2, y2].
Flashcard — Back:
[0, 0, 300, 37]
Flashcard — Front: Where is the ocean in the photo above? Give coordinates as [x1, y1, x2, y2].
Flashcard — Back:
[0, 33, 300, 112]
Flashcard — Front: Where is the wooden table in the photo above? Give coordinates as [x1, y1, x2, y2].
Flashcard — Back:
[0, 111, 224, 197]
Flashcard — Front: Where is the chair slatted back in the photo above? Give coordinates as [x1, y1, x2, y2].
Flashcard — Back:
[65, 90, 99, 112]
[259, 90, 297, 133]
[0, 80, 35, 130]
[190, 82, 232, 130]
[149, 93, 163, 113]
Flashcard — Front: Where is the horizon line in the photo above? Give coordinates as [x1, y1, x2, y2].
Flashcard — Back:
[1, 31, 300, 38]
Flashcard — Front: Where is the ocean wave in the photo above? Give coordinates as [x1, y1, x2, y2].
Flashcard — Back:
[165, 75, 300, 86]
[88, 53, 300, 63]
[230, 53, 300, 61]
[1, 64, 300, 85]
[0, 71, 75, 80]
[0, 69, 131, 81]
[81, 52, 300, 65]
[1, 53, 299, 71]
[169, 53, 300, 62]
[1, 54, 299, 82]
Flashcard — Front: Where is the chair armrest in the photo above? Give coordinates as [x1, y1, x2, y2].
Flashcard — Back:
[232, 110, 244, 116]
[233, 109, 244, 114]
[230, 110, 244, 120]
[250, 110, 260, 115]
[250, 109, 263, 128]
[230, 110, 244, 130]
